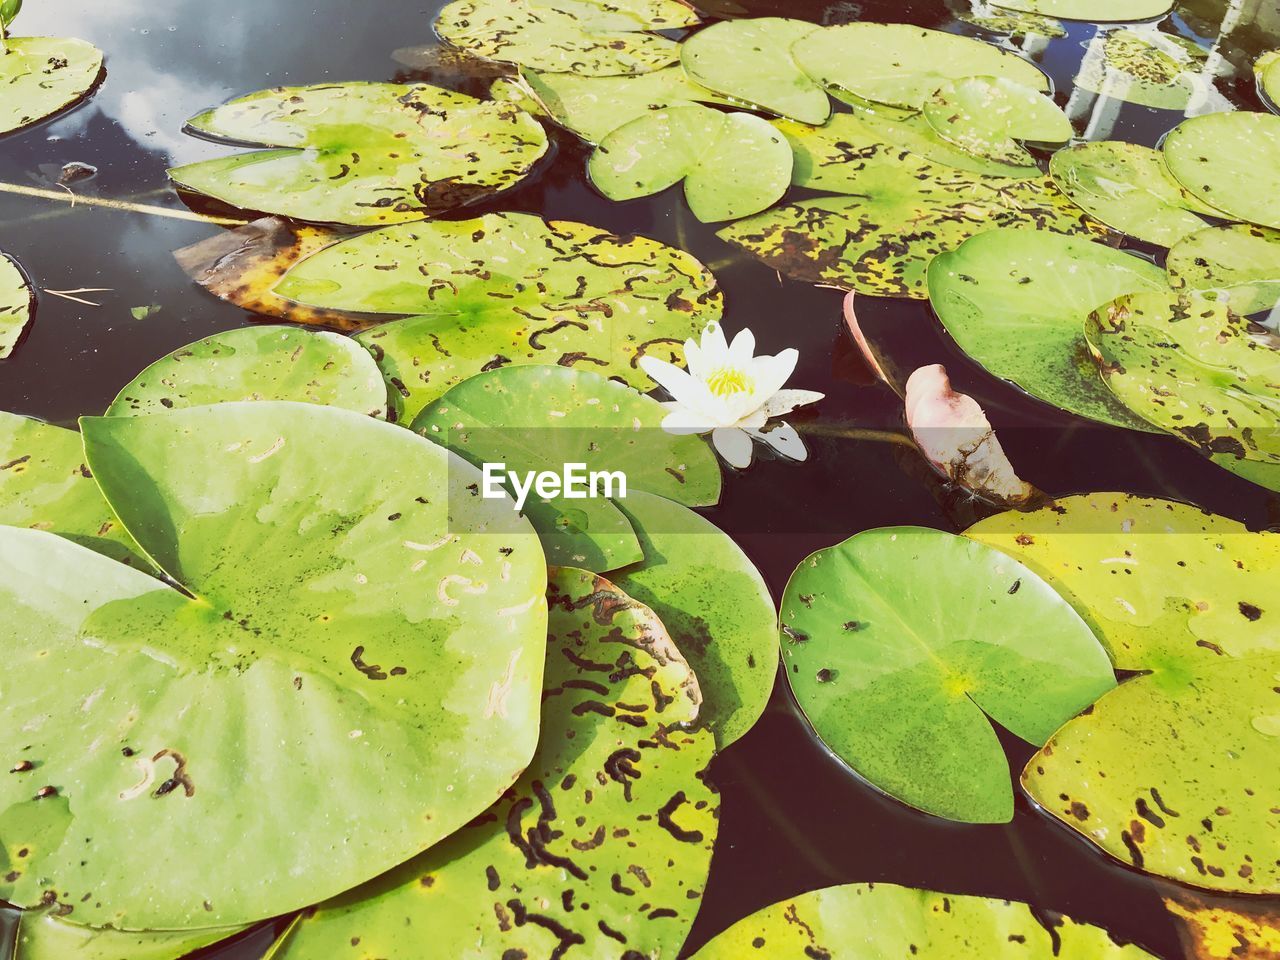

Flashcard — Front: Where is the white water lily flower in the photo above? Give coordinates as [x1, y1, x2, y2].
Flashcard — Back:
[639, 322, 823, 469]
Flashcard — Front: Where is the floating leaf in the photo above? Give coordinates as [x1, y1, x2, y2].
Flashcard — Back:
[1087, 291, 1280, 465]
[1257, 49, 1280, 112]
[413, 366, 720, 570]
[779, 526, 1114, 823]
[1168, 223, 1280, 316]
[434, 0, 699, 77]
[689, 883, 1155, 958]
[0, 402, 548, 928]
[1164, 112, 1280, 230]
[0, 36, 102, 135]
[928, 229, 1167, 429]
[169, 83, 548, 226]
[1, 251, 34, 358]
[792, 23, 1048, 110]
[720, 137, 1103, 299]
[949, 1, 1067, 38]
[611, 490, 777, 748]
[1075, 29, 1210, 110]
[990, 0, 1173, 22]
[588, 104, 792, 222]
[680, 17, 830, 124]
[269, 566, 717, 960]
[1165, 892, 1280, 960]
[14, 911, 240, 960]
[923, 75, 1071, 166]
[1049, 141, 1216, 247]
[106, 326, 388, 418]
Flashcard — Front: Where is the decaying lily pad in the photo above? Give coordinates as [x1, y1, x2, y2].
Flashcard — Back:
[1165, 892, 1280, 959]
[949, 1, 1067, 38]
[720, 132, 1104, 299]
[611, 490, 777, 748]
[779, 526, 1114, 823]
[1164, 112, 1280, 230]
[268, 567, 717, 960]
[1074, 29, 1211, 111]
[689, 883, 1155, 958]
[923, 75, 1072, 165]
[107, 326, 389, 418]
[1168, 223, 1280, 316]
[588, 104, 792, 222]
[1086, 291, 1280, 465]
[434, 0, 699, 76]
[1, 251, 34, 358]
[169, 83, 548, 225]
[990, 0, 1173, 21]
[0, 36, 103, 135]
[0, 402, 549, 928]
[928, 229, 1167, 429]
[792, 22, 1049, 110]
[680, 17, 830, 124]
[1049, 141, 1216, 247]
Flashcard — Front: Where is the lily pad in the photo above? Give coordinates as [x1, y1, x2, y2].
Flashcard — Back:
[1086, 291, 1280, 464]
[680, 17, 830, 124]
[779, 526, 1114, 823]
[14, 912, 241, 960]
[588, 104, 792, 222]
[522, 65, 735, 143]
[1257, 49, 1280, 112]
[923, 75, 1072, 166]
[169, 83, 548, 226]
[1168, 223, 1280, 315]
[1164, 112, 1280, 229]
[1049, 141, 1216, 247]
[0, 401, 549, 928]
[268, 567, 717, 960]
[0, 36, 103, 135]
[610, 490, 777, 748]
[106, 326, 389, 418]
[950, 1, 1067, 38]
[1165, 893, 1280, 959]
[928, 229, 1168, 429]
[720, 138, 1104, 299]
[434, 0, 699, 76]
[990, 0, 1173, 21]
[1075, 29, 1210, 111]
[1, 251, 34, 358]
[689, 883, 1155, 959]
[791, 23, 1049, 110]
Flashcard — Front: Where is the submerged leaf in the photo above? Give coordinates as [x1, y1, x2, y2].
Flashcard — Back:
[1075, 29, 1211, 110]
[0, 36, 102, 135]
[169, 83, 548, 225]
[990, 0, 1173, 21]
[949, 1, 1067, 38]
[588, 104, 792, 222]
[269, 567, 717, 960]
[923, 75, 1071, 166]
[1, 251, 34, 358]
[0, 402, 548, 928]
[928, 229, 1167, 429]
[1164, 112, 1280, 230]
[779, 526, 1114, 823]
[1168, 223, 1280, 316]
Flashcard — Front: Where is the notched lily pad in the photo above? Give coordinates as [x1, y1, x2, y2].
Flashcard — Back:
[1164, 112, 1280, 229]
[990, 0, 1173, 22]
[169, 82, 548, 226]
[0, 36, 103, 135]
[1, 251, 35, 358]
[588, 104, 792, 222]
[923, 75, 1072, 166]
[269, 566, 717, 960]
[1168, 223, 1280, 316]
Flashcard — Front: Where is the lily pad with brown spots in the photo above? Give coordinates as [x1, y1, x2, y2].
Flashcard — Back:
[1168, 223, 1280, 316]
[0, 36, 103, 135]
[949, 1, 1067, 38]
[1075, 29, 1211, 111]
[923, 75, 1072, 166]
[1165, 891, 1280, 959]
[267, 566, 717, 960]
[0, 251, 34, 358]
[168, 83, 549, 226]
[1164, 112, 1280, 230]
[990, 0, 1173, 21]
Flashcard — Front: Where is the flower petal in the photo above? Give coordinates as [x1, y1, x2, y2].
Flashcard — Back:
[754, 421, 808, 461]
[752, 348, 799, 399]
[728, 326, 757, 367]
[700, 321, 730, 362]
[640, 355, 703, 401]
[660, 404, 718, 435]
[712, 427, 755, 469]
[760, 389, 825, 419]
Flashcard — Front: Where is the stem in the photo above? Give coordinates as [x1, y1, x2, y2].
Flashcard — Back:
[0, 181, 244, 225]
[795, 421, 918, 450]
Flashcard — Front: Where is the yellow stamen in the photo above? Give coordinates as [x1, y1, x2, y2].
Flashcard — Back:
[705, 367, 754, 397]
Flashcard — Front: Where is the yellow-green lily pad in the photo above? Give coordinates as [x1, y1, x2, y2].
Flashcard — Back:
[991, 0, 1173, 21]
[1168, 223, 1280, 315]
[0, 35, 102, 135]
[1, 251, 34, 358]
[923, 75, 1072, 166]
[1164, 112, 1280, 229]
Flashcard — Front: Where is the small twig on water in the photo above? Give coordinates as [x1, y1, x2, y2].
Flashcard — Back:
[43, 287, 113, 306]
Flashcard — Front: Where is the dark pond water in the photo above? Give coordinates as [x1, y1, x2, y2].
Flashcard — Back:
[2, 0, 1279, 957]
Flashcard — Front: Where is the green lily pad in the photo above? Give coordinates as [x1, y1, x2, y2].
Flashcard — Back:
[268, 566, 717, 960]
[611, 490, 777, 748]
[1164, 112, 1280, 229]
[689, 883, 1155, 959]
[14, 912, 241, 960]
[928, 229, 1168, 429]
[680, 17, 830, 124]
[106, 326, 389, 418]
[1086, 291, 1280, 464]
[719, 138, 1104, 299]
[434, 0, 698, 76]
[1168, 223, 1280, 315]
[0, 36, 103, 135]
[522, 66, 734, 143]
[413, 366, 720, 570]
[588, 104, 792, 222]
[791, 22, 1049, 110]
[0, 402, 548, 928]
[1214, 454, 1280, 493]
[168, 82, 548, 226]
[950, 2, 1067, 38]
[779, 526, 1114, 823]
[0, 412, 142, 566]
[990, 0, 1173, 21]
[1257, 49, 1280, 112]
[923, 75, 1072, 166]
[1, 251, 34, 358]
[1049, 141, 1216, 247]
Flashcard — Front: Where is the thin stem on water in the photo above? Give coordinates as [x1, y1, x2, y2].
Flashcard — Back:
[0, 181, 245, 225]
[795, 421, 918, 450]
